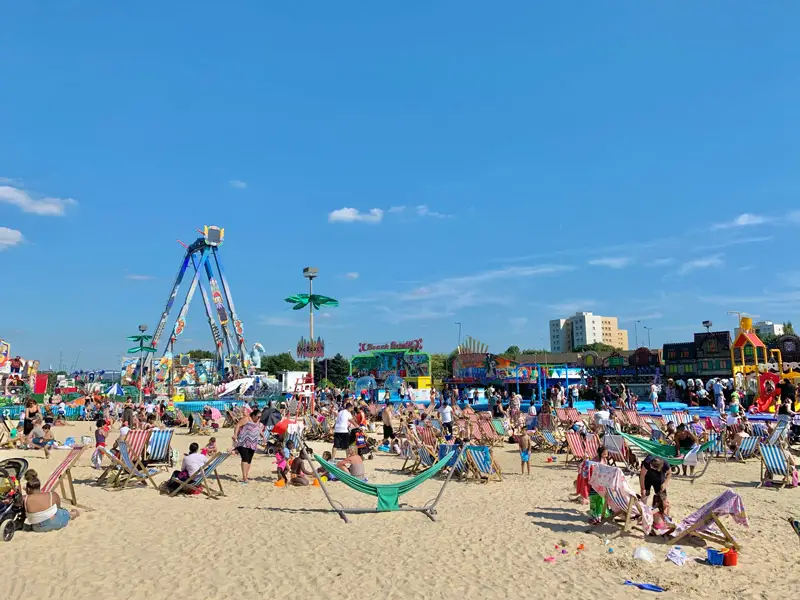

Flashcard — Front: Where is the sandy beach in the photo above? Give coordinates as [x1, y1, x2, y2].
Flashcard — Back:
[0, 420, 797, 600]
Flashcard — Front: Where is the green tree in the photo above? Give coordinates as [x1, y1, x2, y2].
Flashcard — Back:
[761, 333, 778, 346]
[521, 348, 548, 355]
[429, 353, 450, 385]
[313, 354, 350, 388]
[573, 342, 619, 352]
[186, 349, 216, 360]
[260, 352, 301, 375]
[784, 321, 795, 335]
[502, 345, 521, 358]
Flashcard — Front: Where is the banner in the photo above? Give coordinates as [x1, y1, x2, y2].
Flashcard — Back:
[34, 373, 49, 394]
[358, 338, 423, 353]
[297, 336, 325, 359]
[0, 340, 9, 368]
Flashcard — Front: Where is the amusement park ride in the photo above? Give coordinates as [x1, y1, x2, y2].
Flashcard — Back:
[143, 226, 251, 385]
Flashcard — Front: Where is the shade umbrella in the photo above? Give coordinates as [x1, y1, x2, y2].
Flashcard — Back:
[105, 383, 125, 396]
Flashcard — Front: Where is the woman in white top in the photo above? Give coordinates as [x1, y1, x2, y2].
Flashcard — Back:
[23, 470, 78, 532]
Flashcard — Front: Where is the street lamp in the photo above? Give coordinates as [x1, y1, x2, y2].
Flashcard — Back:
[643, 325, 652, 349]
[455, 322, 462, 348]
[635, 320, 641, 348]
[303, 267, 318, 410]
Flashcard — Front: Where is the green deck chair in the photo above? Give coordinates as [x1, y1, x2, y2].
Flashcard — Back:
[310, 448, 461, 523]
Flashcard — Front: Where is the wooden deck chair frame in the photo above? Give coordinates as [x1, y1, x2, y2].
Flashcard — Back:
[41, 446, 88, 509]
[96, 429, 152, 487]
[0, 416, 16, 449]
[168, 453, 230, 499]
[671, 511, 741, 550]
[732, 436, 759, 462]
[189, 412, 213, 435]
[599, 489, 649, 535]
[103, 443, 160, 490]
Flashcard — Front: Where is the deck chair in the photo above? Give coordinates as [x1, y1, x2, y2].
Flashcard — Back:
[603, 434, 632, 470]
[438, 444, 468, 480]
[732, 436, 759, 462]
[767, 418, 790, 446]
[564, 431, 587, 468]
[168, 452, 231, 499]
[671, 489, 748, 550]
[311, 448, 461, 522]
[189, 413, 213, 435]
[418, 426, 439, 449]
[583, 433, 600, 460]
[758, 443, 791, 488]
[96, 429, 152, 486]
[145, 429, 174, 467]
[103, 442, 160, 489]
[41, 446, 87, 508]
[411, 443, 437, 475]
[401, 443, 421, 472]
[532, 429, 560, 452]
[587, 461, 652, 535]
[751, 422, 769, 439]
[464, 445, 502, 483]
[491, 418, 507, 437]
[173, 409, 189, 427]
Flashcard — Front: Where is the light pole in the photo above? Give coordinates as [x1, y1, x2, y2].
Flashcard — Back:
[635, 320, 641, 348]
[303, 267, 318, 413]
[455, 322, 462, 348]
[643, 325, 652, 349]
[126, 325, 153, 404]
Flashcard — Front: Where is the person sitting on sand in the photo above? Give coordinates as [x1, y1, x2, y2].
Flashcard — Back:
[290, 453, 316, 486]
[316, 451, 335, 479]
[336, 446, 366, 479]
[27, 418, 52, 458]
[518, 430, 531, 475]
[202, 437, 218, 457]
[24, 470, 79, 532]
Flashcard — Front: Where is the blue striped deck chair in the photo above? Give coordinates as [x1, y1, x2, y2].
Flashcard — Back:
[464, 445, 502, 483]
[758, 443, 791, 488]
[664, 414, 679, 427]
[767, 417, 790, 446]
[649, 422, 664, 442]
[145, 429, 174, 467]
[168, 452, 231, 498]
[411, 443, 437, 475]
[733, 436, 759, 462]
[708, 432, 726, 459]
[438, 444, 468, 479]
[100, 443, 160, 490]
[429, 419, 443, 434]
[751, 422, 769, 440]
[541, 429, 560, 450]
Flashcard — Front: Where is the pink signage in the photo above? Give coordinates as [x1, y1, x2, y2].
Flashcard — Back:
[358, 338, 423, 353]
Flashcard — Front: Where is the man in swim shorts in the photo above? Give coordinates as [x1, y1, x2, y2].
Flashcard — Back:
[518, 431, 531, 475]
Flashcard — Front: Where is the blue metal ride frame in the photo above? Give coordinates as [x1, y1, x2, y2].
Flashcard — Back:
[166, 247, 210, 352]
[211, 246, 248, 362]
[146, 251, 192, 375]
[202, 257, 237, 360]
[187, 251, 225, 371]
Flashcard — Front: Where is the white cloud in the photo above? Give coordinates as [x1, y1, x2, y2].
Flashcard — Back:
[588, 257, 631, 269]
[0, 227, 24, 250]
[0, 185, 77, 216]
[712, 213, 768, 230]
[677, 254, 724, 275]
[549, 300, 597, 314]
[328, 207, 384, 224]
[416, 204, 450, 218]
[646, 258, 675, 267]
[788, 210, 800, 223]
[388, 206, 406, 213]
[619, 312, 664, 321]
[509, 317, 528, 328]
[345, 272, 360, 280]
[229, 179, 247, 189]
[125, 274, 154, 281]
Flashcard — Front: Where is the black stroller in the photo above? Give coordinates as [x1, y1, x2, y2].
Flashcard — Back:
[0, 458, 29, 541]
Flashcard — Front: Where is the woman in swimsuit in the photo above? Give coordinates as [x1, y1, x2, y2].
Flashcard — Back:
[23, 399, 40, 437]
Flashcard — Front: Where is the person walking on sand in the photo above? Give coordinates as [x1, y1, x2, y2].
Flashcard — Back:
[518, 430, 531, 475]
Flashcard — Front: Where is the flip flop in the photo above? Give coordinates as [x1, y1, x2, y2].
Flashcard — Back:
[789, 518, 800, 538]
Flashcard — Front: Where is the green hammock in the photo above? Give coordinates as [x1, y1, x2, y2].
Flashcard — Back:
[314, 451, 454, 512]
[619, 432, 715, 467]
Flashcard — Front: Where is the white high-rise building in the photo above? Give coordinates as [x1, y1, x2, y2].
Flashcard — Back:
[549, 312, 629, 351]
[734, 320, 784, 339]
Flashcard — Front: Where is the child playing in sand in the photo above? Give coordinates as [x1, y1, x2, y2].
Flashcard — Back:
[275, 448, 289, 486]
[201, 437, 218, 457]
[518, 431, 531, 475]
[651, 492, 675, 535]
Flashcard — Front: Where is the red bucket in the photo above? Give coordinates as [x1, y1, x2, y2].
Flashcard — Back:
[723, 549, 738, 567]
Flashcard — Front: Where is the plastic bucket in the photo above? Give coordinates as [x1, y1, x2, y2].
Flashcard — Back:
[723, 550, 738, 566]
[706, 549, 725, 566]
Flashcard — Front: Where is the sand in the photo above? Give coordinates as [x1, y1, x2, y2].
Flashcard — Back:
[0, 420, 797, 600]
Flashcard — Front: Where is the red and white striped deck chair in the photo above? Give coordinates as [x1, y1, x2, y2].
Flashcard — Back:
[583, 433, 600, 460]
[584, 410, 596, 426]
[623, 410, 646, 434]
[564, 408, 580, 423]
[603, 434, 634, 472]
[418, 426, 439, 449]
[478, 419, 500, 445]
[556, 408, 570, 425]
[125, 429, 153, 469]
[42, 446, 87, 507]
[615, 411, 630, 429]
[564, 431, 586, 468]
[539, 413, 555, 431]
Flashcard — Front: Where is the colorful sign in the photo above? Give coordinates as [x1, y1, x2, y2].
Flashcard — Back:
[358, 338, 423, 353]
[297, 336, 325, 359]
[451, 353, 540, 384]
[0, 340, 9, 368]
[351, 350, 430, 380]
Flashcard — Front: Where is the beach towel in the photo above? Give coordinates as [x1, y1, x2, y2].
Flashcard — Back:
[587, 461, 622, 494]
[682, 444, 702, 467]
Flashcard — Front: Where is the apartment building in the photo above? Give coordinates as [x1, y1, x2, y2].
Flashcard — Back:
[550, 312, 629, 352]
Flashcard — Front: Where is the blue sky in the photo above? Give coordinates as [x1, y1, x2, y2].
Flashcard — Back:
[2, 2, 799, 370]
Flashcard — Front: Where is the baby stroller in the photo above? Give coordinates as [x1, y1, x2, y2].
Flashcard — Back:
[0, 458, 29, 542]
[352, 427, 375, 460]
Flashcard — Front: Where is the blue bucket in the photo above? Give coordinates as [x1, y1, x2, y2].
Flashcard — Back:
[706, 549, 725, 566]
